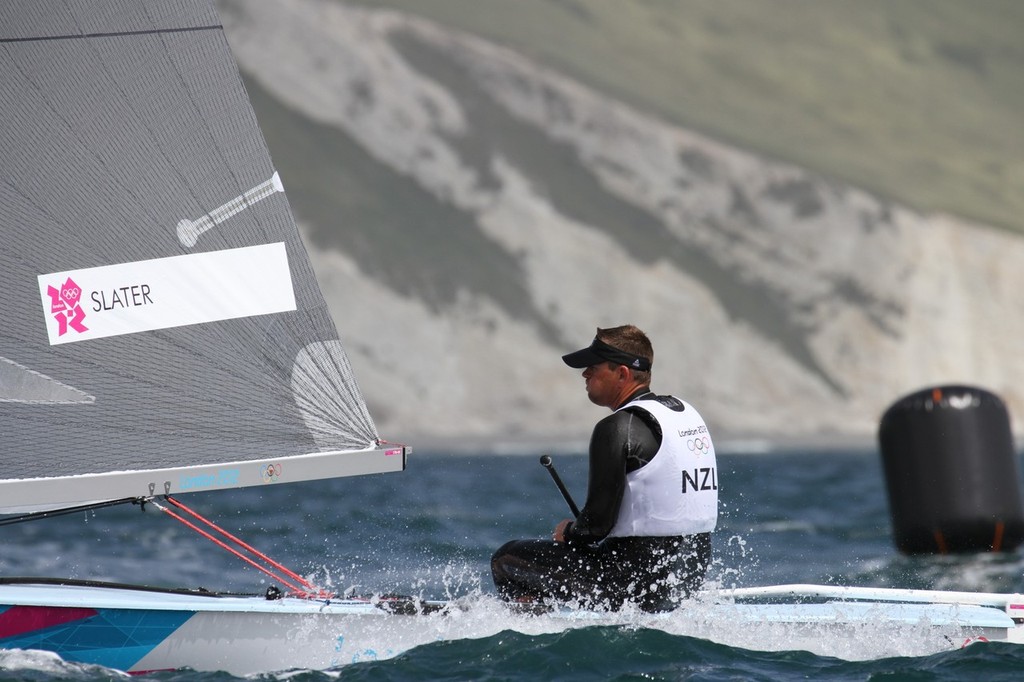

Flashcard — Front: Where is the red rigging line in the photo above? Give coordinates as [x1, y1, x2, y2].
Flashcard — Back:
[153, 495, 334, 600]
[993, 521, 1006, 552]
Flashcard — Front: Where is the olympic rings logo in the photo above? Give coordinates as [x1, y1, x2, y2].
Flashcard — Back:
[687, 437, 711, 454]
[62, 286, 81, 299]
[262, 463, 283, 483]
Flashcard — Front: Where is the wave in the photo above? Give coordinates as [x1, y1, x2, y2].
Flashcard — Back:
[6, 624, 1023, 682]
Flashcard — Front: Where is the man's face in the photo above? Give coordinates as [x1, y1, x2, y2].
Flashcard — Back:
[581, 362, 621, 408]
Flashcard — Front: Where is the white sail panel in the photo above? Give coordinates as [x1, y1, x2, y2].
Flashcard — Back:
[0, 357, 95, 404]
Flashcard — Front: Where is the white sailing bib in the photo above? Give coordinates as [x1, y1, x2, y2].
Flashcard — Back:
[607, 397, 719, 537]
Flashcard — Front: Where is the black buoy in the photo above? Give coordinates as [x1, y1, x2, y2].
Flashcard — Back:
[878, 384, 1024, 554]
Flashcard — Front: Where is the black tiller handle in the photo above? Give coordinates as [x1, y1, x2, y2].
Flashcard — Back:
[539, 455, 580, 517]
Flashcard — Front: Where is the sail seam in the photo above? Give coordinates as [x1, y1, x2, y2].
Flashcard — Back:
[0, 25, 222, 44]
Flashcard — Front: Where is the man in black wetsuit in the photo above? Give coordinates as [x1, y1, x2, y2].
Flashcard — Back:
[491, 325, 718, 612]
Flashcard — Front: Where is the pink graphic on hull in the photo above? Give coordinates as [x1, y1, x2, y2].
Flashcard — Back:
[47, 277, 88, 336]
[0, 605, 98, 638]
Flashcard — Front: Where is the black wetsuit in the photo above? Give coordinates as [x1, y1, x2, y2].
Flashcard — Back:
[491, 388, 713, 612]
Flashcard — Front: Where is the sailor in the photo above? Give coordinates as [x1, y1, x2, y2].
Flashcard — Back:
[491, 325, 718, 612]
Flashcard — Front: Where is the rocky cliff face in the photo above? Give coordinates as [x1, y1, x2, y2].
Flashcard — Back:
[219, 0, 1024, 448]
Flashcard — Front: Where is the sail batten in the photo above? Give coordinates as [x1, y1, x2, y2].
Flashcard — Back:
[0, 0, 401, 513]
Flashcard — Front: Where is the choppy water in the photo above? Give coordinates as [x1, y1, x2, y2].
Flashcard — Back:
[3, 448, 1024, 681]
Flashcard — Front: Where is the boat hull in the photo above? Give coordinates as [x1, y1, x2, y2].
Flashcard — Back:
[1, 581, 1022, 674]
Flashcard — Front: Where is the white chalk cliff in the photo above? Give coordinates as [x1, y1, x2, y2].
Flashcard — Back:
[219, 0, 1024, 448]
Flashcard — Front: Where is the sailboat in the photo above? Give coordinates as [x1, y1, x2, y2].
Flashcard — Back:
[2, 0, 1024, 675]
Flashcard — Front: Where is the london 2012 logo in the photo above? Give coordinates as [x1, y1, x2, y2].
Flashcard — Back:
[46, 277, 88, 336]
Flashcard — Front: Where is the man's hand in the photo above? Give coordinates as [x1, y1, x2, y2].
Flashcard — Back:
[553, 519, 573, 542]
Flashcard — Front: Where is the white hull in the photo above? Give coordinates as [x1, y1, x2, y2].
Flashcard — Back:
[1, 581, 1023, 674]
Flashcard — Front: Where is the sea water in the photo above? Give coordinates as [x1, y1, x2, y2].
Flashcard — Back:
[3, 448, 1024, 681]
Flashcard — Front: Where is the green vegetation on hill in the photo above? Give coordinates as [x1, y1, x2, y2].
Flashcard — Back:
[351, 0, 1024, 234]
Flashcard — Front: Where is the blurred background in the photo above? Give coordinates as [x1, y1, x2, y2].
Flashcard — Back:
[218, 0, 1024, 449]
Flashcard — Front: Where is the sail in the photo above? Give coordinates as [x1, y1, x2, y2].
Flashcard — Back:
[0, 0, 405, 514]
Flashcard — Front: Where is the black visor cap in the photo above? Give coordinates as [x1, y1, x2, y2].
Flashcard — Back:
[561, 338, 651, 371]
